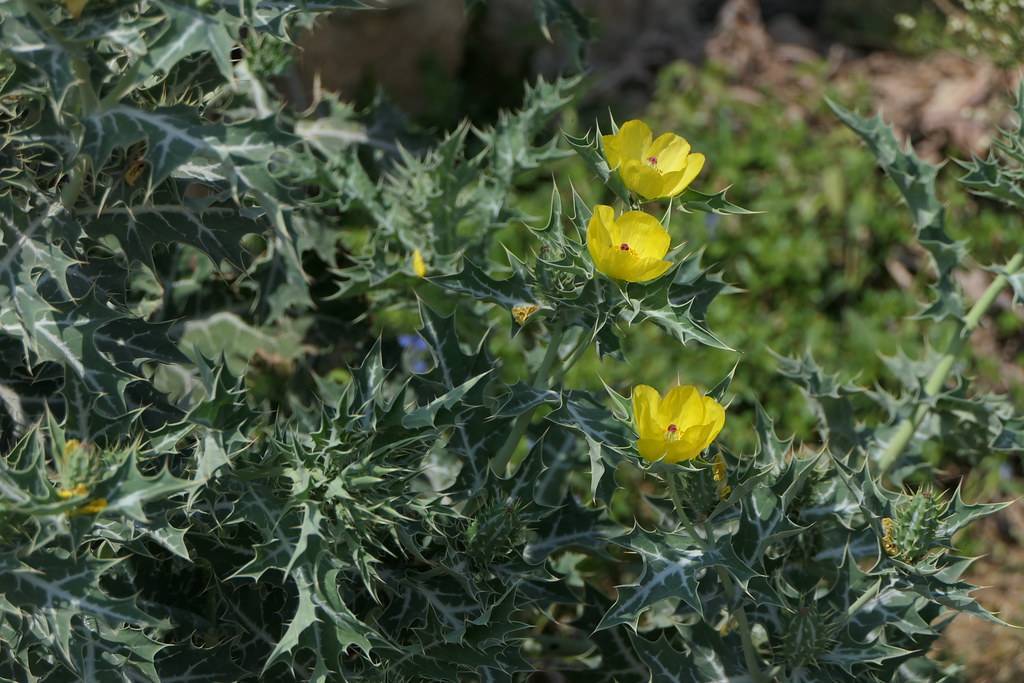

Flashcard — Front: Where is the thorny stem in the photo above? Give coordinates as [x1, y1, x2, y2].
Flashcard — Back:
[60, 158, 88, 209]
[490, 319, 566, 475]
[663, 469, 768, 683]
[549, 327, 592, 386]
[846, 579, 882, 618]
[663, 470, 705, 546]
[715, 566, 769, 683]
[878, 250, 1024, 475]
[100, 59, 143, 109]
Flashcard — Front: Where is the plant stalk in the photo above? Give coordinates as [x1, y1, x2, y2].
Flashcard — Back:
[846, 580, 881, 618]
[548, 327, 592, 386]
[663, 470, 768, 683]
[490, 320, 565, 475]
[877, 250, 1024, 475]
[716, 566, 769, 683]
[663, 470, 705, 545]
[60, 157, 88, 209]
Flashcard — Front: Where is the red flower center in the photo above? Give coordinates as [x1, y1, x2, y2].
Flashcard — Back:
[619, 243, 630, 251]
[647, 156, 658, 166]
[666, 424, 677, 433]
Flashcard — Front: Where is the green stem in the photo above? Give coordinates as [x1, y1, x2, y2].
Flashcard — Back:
[716, 566, 769, 683]
[100, 60, 142, 109]
[60, 157, 88, 209]
[490, 320, 565, 476]
[549, 328, 591, 386]
[663, 468, 768, 682]
[663, 470, 705, 546]
[846, 580, 881, 618]
[878, 250, 1024, 475]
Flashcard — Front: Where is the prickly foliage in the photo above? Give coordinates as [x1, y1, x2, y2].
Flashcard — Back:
[0, 2, 1020, 682]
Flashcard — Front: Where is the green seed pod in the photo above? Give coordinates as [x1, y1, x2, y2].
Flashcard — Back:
[60, 440, 101, 489]
[882, 487, 947, 564]
[465, 497, 524, 567]
[675, 462, 719, 520]
[781, 602, 838, 669]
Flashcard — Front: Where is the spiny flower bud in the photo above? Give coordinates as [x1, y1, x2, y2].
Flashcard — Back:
[781, 602, 838, 668]
[60, 440, 101, 489]
[465, 498, 524, 567]
[880, 487, 947, 564]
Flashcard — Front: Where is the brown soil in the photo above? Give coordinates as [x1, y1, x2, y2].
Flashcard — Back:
[938, 502, 1024, 682]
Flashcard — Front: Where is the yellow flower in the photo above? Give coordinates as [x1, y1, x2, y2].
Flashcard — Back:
[602, 120, 705, 200]
[631, 384, 725, 463]
[412, 249, 427, 277]
[586, 205, 673, 283]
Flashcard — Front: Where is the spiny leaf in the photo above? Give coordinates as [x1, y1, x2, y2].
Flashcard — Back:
[827, 99, 965, 321]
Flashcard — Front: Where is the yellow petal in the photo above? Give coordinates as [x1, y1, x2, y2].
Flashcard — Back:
[592, 204, 619, 242]
[664, 442, 702, 463]
[645, 133, 691, 172]
[602, 120, 651, 170]
[630, 257, 674, 282]
[664, 153, 706, 198]
[659, 384, 704, 428]
[619, 160, 668, 200]
[412, 249, 427, 277]
[665, 425, 710, 462]
[637, 438, 668, 462]
[700, 396, 726, 449]
[616, 211, 670, 259]
[586, 206, 615, 274]
[632, 385, 664, 438]
[599, 249, 644, 282]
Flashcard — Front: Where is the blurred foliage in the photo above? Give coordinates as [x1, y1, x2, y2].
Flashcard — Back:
[897, 1, 1024, 68]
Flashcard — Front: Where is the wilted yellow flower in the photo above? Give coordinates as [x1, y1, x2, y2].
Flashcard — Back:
[124, 157, 147, 186]
[712, 452, 731, 500]
[632, 384, 725, 463]
[73, 498, 108, 516]
[511, 303, 540, 325]
[586, 205, 673, 283]
[57, 483, 89, 499]
[65, 0, 87, 19]
[602, 120, 705, 200]
[881, 517, 899, 558]
[412, 249, 427, 277]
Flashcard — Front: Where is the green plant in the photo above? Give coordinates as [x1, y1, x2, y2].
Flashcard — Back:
[0, 2, 1022, 682]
